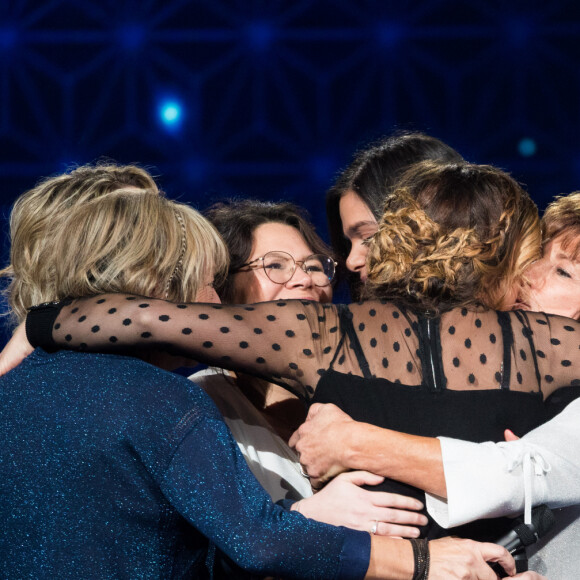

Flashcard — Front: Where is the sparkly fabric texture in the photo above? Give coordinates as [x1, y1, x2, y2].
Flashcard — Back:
[1, 349, 369, 579]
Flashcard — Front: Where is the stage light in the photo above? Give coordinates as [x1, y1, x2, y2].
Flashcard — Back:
[159, 101, 182, 127]
[518, 137, 536, 157]
[376, 22, 404, 48]
[506, 17, 533, 48]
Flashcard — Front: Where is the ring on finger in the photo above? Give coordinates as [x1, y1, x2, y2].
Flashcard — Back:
[370, 520, 378, 535]
[299, 465, 310, 479]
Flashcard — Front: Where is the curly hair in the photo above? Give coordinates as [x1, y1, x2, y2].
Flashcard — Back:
[363, 161, 541, 313]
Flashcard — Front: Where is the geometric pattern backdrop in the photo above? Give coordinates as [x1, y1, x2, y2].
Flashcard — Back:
[3, 0, 580, 335]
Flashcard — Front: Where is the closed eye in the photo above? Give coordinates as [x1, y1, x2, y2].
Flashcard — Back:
[305, 265, 324, 273]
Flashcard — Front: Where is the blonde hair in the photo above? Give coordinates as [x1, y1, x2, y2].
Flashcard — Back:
[1, 163, 159, 323]
[364, 161, 541, 313]
[542, 191, 580, 259]
[44, 189, 228, 304]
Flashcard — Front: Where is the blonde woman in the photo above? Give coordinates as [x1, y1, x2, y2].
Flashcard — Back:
[0, 187, 521, 579]
[1, 162, 159, 325]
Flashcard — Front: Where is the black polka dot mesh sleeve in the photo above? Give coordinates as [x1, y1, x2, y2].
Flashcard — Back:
[28, 294, 345, 400]
[26, 294, 580, 401]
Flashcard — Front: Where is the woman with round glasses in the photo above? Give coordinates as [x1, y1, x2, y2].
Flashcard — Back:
[192, 199, 426, 537]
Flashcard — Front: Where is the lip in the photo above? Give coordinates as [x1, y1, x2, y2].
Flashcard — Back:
[280, 295, 317, 301]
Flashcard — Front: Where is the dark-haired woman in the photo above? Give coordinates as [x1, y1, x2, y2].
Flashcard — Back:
[196, 198, 426, 536]
[326, 132, 463, 297]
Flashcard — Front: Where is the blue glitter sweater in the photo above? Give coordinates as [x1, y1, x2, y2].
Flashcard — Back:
[0, 349, 369, 579]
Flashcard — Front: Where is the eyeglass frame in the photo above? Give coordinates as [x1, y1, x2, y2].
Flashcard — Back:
[232, 250, 337, 287]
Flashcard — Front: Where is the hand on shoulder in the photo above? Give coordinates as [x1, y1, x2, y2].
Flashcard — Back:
[0, 323, 33, 376]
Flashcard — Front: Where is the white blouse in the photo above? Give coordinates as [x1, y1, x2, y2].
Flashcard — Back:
[190, 368, 313, 503]
[426, 398, 580, 577]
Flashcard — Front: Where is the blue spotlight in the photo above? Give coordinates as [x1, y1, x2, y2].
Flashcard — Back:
[506, 18, 533, 48]
[159, 101, 182, 129]
[376, 22, 404, 48]
[518, 137, 536, 157]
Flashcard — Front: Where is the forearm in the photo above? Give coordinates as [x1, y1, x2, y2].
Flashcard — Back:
[367, 537, 516, 580]
[344, 422, 447, 497]
[26, 295, 340, 397]
[427, 401, 580, 528]
[366, 537, 413, 580]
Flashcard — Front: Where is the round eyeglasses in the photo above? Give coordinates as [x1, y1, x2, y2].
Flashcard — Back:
[235, 251, 337, 287]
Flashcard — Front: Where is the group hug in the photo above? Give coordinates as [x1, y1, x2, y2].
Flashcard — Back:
[1, 133, 579, 579]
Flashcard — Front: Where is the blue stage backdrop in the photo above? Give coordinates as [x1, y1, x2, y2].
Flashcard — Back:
[2, 0, 580, 339]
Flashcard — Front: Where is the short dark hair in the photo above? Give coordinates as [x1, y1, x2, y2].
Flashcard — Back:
[205, 199, 332, 303]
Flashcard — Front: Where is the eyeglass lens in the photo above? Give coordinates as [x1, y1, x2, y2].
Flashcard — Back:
[262, 251, 334, 286]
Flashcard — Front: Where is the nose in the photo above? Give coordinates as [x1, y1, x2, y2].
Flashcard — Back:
[286, 262, 314, 288]
[346, 243, 368, 278]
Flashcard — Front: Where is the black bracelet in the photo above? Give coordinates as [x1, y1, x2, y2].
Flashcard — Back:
[410, 538, 430, 580]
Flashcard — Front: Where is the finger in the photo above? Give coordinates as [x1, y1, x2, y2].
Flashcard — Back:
[375, 522, 421, 538]
[288, 429, 299, 448]
[305, 403, 324, 420]
[478, 542, 515, 576]
[373, 507, 428, 526]
[504, 428, 520, 442]
[370, 491, 424, 511]
[310, 476, 326, 492]
[337, 470, 385, 487]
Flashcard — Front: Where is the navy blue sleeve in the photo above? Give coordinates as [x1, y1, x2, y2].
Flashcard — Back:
[159, 411, 370, 580]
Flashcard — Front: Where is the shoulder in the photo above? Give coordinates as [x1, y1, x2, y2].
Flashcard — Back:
[25, 349, 222, 418]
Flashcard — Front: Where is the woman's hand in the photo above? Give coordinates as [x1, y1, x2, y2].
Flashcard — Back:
[0, 323, 33, 376]
[291, 470, 427, 537]
[427, 537, 515, 579]
[289, 403, 355, 486]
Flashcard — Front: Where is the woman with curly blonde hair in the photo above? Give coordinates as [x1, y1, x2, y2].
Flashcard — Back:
[19, 162, 574, 553]
[363, 161, 541, 313]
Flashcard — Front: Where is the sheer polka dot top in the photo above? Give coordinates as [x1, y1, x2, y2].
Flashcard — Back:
[27, 294, 580, 402]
